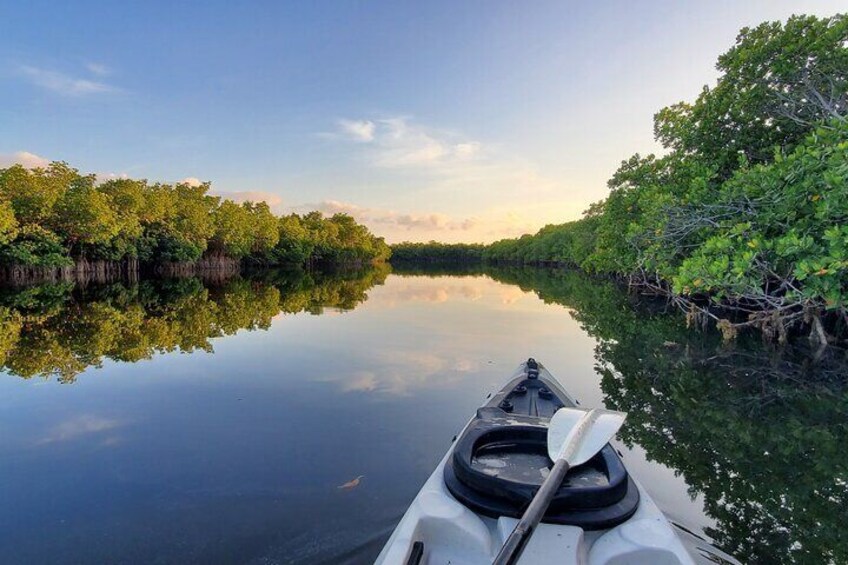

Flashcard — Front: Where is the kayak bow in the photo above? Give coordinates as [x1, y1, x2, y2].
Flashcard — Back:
[376, 358, 695, 565]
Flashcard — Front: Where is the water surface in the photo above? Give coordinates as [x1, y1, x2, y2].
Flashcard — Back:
[0, 266, 844, 564]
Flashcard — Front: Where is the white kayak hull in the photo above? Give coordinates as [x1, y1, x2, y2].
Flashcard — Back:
[376, 361, 695, 565]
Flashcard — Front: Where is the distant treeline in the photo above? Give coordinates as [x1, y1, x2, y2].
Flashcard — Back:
[0, 164, 390, 276]
[398, 15, 848, 342]
[389, 241, 485, 263]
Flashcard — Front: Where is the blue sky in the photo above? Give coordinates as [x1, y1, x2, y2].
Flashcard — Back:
[1, 1, 844, 242]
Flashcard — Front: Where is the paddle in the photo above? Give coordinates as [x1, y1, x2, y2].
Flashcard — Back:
[492, 406, 627, 565]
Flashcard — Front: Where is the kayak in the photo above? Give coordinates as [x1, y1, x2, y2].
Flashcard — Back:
[376, 358, 695, 564]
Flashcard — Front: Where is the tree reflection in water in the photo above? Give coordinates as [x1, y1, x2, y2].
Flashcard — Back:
[481, 266, 848, 565]
[2, 263, 844, 563]
[0, 265, 389, 383]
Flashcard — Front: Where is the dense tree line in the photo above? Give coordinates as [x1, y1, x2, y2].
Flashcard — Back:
[390, 241, 485, 263]
[483, 218, 599, 267]
[0, 164, 390, 271]
[481, 15, 848, 342]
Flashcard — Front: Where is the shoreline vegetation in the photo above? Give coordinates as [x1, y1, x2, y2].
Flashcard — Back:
[0, 164, 391, 285]
[395, 15, 848, 346]
[2, 16, 845, 346]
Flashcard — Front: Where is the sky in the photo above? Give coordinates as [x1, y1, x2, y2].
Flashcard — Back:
[1, 1, 845, 243]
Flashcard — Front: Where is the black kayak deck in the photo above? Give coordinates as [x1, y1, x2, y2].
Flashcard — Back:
[444, 358, 639, 530]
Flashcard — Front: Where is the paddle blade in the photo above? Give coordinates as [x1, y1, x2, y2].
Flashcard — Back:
[547, 407, 627, 466]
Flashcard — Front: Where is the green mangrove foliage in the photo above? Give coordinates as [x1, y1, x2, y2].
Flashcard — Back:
[390, 241, 485, 263]
[0, 266, 388, 383]
[483, 217, 600, 267]
[482, 265, 848, 564]
[482, 15, 848, 341]
[0, 163, 390, 270]
[291, 211, 392, 266]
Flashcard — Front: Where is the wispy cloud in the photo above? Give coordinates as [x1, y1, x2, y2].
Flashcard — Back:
[333, 117, 484, 168]
[212, 189, 284, 211]
[96, 171, 130, 183]
[19, 64, 118, 96]
[36, 415, 123, 445]
[320, 349, 480, 396]
[454, 142, 482, 158]
[369, 280, 485, 308]
[0, 151, 50, 169]
[184, 178, 285, 211]
[0, 150, 134, 183]
[329, 115, 562, 201]
[338, 119, 376, 142]
[374, 117, 484, 168]
[320, 115, 583, 242]
[340, 371, 379, 393]
[180, 177, 204, 187]
[85, 62, 110, 76]
[308, 199, 478, 232]
[300, 198, 543, 243]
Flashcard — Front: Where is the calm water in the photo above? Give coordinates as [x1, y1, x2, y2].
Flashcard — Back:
[0, 266, 844, 564]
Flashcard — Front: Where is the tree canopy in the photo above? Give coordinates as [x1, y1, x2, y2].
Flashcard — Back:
[0, 165, 390, 270]
[478, 15, 848, 342]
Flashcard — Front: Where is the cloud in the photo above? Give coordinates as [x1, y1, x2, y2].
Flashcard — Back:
[378, 350, 448, 374]
[19, 65, 118, 96]
[302, 198, 545, 242]
[369, 280, 484, 307]
[213, 190, 284, 210]
[460, 217, 480, 231]
[309, 199, 479, 233]
[341, 371, 379, 392]
[95, 171, 130, 184]
[321, 350, 482, 396]
[338, 119, 376, 142]
[85, 62, 110, 76]
[500, 287, 528, 305]
[0, 151, 132, 185]
[180, 177, 204, 186]
[0, 151, 50, 169]
[329, 117, 488, 168]
[37, 415, 123, 445]
[324, 115, 573, 242]
[370, 117, 486, 168]
[454, 142, 482, 159]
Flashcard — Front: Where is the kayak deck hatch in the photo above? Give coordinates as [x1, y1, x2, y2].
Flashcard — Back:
[444, 360, 639, 530]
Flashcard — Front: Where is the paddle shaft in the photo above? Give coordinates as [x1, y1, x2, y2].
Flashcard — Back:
[492, 458, 571, 565]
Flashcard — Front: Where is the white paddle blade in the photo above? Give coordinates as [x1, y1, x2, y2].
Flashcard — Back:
[547, 407, 627, 466]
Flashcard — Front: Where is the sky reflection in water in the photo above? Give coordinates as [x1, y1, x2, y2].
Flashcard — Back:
[0, 268, 842, 564]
